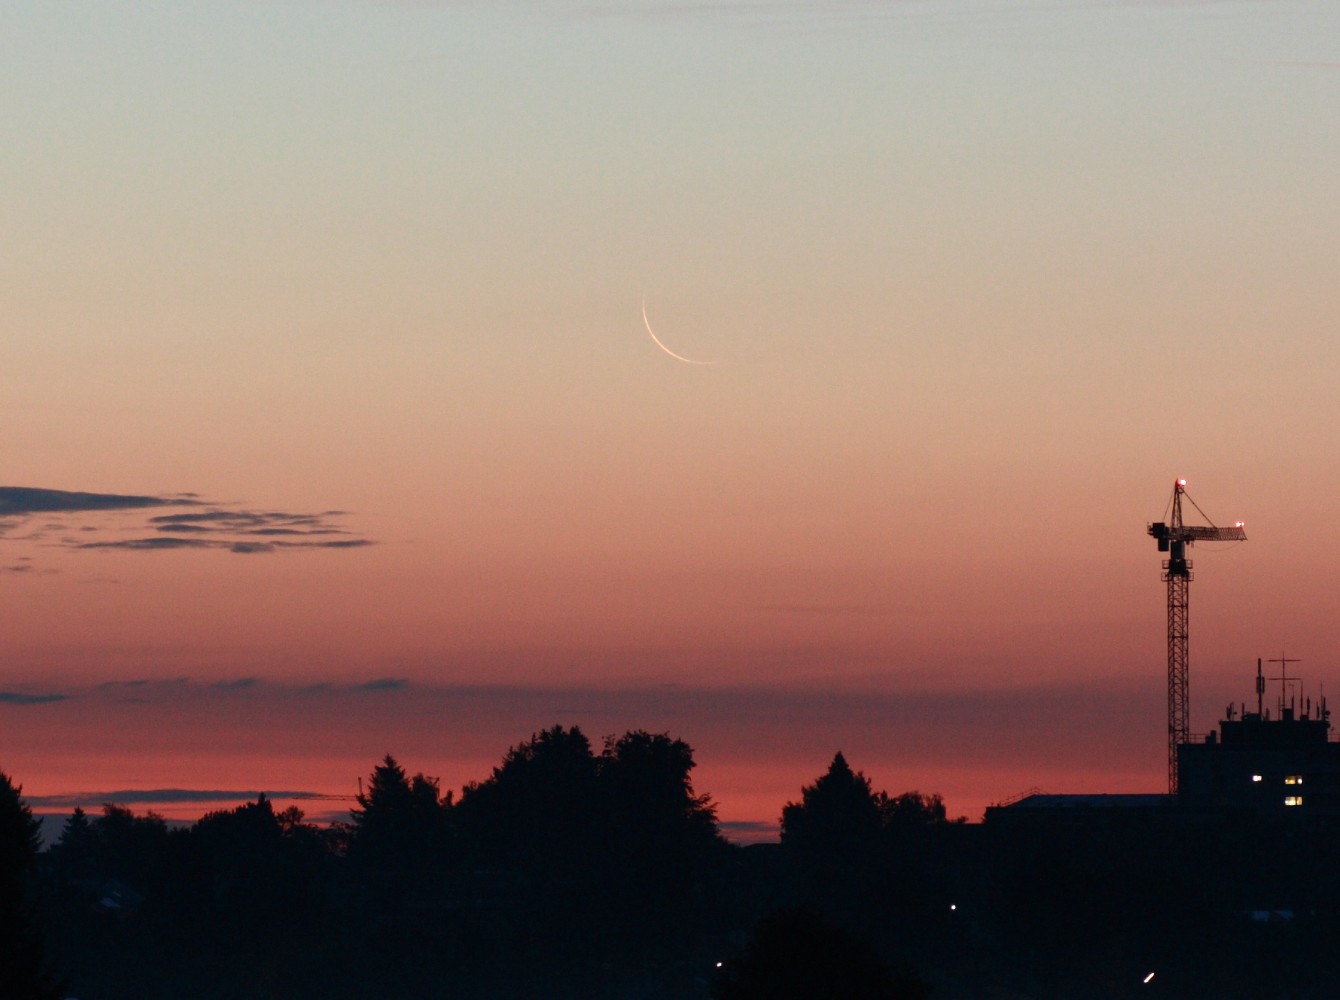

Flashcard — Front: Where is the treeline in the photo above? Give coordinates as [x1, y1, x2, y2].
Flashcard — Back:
[7, 728, 1340, 998]
[3, 730, 949, 999]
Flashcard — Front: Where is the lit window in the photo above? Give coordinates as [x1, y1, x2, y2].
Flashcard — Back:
[1285, 796, 1304, 807]
[1251, 775, 1263, 783]
[1285, 775, 1303, 785]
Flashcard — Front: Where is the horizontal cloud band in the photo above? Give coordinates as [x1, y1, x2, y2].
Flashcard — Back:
[1, 486, 372, 557]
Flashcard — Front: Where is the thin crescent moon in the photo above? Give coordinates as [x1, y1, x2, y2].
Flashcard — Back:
[641, 297, 719, 366]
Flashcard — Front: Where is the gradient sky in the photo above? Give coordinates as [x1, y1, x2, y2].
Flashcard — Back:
[4, 0, 1339, 831]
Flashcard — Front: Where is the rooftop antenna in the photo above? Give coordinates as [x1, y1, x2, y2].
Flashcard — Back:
[1148, 480, 1246, 794]
[1267, 652, 1301, 717]
[1256, 657, 1265, 718]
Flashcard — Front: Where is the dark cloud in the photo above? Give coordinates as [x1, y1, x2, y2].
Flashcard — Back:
[218, 539, 373, 554]
[76, 535, 361, 552]
[85, 677, 408, 699]
[149, 510, 340, 536]
[77, 537, 215, 551]
[212, 678, 260, 690]
[0, 691, 70, 705]
[95, 678, 188, 701]
[356, 678, 410, 692]
[0, 486, 195, 516]
[74, 536, 367, 554]
[151, 511, 252, 525]
[26, 674, 1162, 777]
[1, 487, 372, 559]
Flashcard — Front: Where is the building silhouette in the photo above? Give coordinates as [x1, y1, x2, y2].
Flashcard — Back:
[987, 659, 1340, 825]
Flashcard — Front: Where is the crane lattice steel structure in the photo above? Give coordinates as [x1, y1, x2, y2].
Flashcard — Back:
[1148, 480, 1246, 794]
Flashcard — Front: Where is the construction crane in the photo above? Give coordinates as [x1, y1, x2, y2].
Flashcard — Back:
[1148, 480, 1246, 795]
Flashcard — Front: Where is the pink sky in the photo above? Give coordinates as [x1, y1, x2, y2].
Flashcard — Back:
[5, 1, 1340, 833]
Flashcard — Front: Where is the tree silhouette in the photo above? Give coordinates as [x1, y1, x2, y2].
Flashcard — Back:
[0, 770, 64, 999]
[878, 791, 948, 830]
[712, 907, 929, 1000]
[193, 794, 299, 908]
[346, 754, 449, 914]
[456, 725, 601, 880]
[350, 755, 414, 835]
[47, 805, 97, 880]
[781, 752, 882, 863]
[596, 730, 729, 950]
[598, 730, 722, 861]
[86, 803, 170, 891]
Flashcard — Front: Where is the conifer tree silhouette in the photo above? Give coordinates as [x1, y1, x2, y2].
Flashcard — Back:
[780, 752, 882, 862]
[0, 770, 64, 999]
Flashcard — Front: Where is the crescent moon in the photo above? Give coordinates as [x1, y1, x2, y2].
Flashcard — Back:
[641, 297, 719, 366]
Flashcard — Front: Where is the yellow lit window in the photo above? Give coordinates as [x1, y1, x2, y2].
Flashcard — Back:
[1285, 775, 1303, 785]
[1284, 796, 1304, 807]
[1251, 774, 1263, 783]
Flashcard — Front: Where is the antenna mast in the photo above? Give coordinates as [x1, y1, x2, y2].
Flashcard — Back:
[1147, 480, 1246, 794]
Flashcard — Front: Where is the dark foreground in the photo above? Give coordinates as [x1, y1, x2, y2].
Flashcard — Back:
[7, 730, 1340, 999]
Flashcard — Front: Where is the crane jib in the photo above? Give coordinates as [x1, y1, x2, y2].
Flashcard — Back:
[1147, 523, 1246, 544]
[1181, 525, 1247, 542]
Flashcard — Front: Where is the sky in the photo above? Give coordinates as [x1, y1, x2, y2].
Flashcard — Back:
[4, 0, 1340, 835]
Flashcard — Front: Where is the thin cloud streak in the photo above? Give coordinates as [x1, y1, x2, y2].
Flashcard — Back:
[0, 487, 194, 515]
[24, 789, 352, 809]
[0, 486, 373, 557]
[3, 674, 1187, 822]
[5, 674, 1165, 772]
[0, 691, 70, 705]
[354, 678, 411, 692]
[76, 538, 373, 554]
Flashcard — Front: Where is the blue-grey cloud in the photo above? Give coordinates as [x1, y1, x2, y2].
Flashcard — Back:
[83, 677, 409, 702]
[0, 691, 69, 705]
[72, 537, 375, 554]
[23, 673, 1169, 775]
[355, 677, 410, 692]
[0, 487, 374, 557]
[76, 537, 214, 552]
[212, 678, 260, 690]
[0, 486, 195, 516]
[149, 510, 342, 537]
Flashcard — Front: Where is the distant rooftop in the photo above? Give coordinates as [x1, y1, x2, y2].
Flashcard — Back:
[997, 793, 1169, 810]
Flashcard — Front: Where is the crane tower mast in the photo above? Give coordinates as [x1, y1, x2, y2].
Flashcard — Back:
[1147, 480, 1246, 794]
